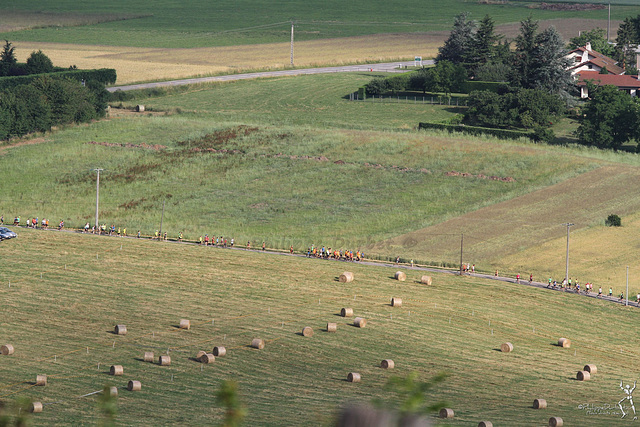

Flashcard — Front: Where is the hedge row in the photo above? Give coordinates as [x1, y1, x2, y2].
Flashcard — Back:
[418, 122, 533, 141]
[459, 81, 507, 94]
[0, 68, 116, 91]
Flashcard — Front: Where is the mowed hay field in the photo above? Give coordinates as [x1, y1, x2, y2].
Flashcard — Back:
[1, 229, 640, 426]
[9, 19, 620, 85]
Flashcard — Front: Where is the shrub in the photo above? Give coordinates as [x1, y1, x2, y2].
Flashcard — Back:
[605, 214, 622, 227]
[533, 126, 555, 143]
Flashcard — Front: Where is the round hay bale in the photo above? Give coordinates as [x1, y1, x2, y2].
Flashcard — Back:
[354, 317, 366, 328]
[114, 324, 127, 335]
[394, 271, 406, 281]
[200, 353, 215, 364]
[577, 370, 590, 381]
[391, 297, 402, 307]
[127, 380, 141, 391]
[179, 319, 190, 330]
[30, 402, 43, 413]
[326, 322, 337, 332]
[549, 417, 563, 427]
[558, 338, 571, 348]
[1, 344, 14, 355]
[158, 355, 171, 366]
[143, 351, 154, 362]
[109, 365, 123, 376]
[35, 375, 47, 386]
[584, 364, 597, 374]
[478, 422, 493, 427]
[108, 386, 118, 397]
[534, 398, 547, 409]
[213, 346, 226, 357]
[196, 350, 206, 360]
[135, 105, 145, 112]
[339, 272, 354, 283]
[501, 342, 514, 353]
[341, 308, 353, 317]
[420, 275, 432, 285]
[251, 338, 265, 349]
[347, 372, 361, 382]
[381, 359, 394, 369]
[439, 408, 454, 419]
[302, 327, 314, 337]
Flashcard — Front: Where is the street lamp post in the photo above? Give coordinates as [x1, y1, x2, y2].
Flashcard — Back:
[94, 168, 103, 228]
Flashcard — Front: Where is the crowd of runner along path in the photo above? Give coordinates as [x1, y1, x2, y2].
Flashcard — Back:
[3, 215, 637, 300]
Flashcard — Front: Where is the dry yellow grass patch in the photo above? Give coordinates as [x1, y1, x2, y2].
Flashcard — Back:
[13, 33, 445, 84]
[500, 209, 640, 290]
[380, 164, 640, 273]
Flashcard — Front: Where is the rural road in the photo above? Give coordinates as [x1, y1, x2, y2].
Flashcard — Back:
[3, 223, 635, 309]
[107, 60, 432, 92]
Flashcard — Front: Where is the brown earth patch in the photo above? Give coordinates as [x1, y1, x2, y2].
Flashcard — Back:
[87, 141, 167, 150]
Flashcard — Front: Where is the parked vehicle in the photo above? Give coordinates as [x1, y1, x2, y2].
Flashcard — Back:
[0, 227, 17, 240]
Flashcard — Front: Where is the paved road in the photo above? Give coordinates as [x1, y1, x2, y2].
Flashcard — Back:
[107, 60, 432, 92]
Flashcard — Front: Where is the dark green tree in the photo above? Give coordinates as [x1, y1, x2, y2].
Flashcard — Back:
[436, 12, 476, 65]
[26, 50, 54, 74]
[576, 84, 640, 149]
[474, 61, 511, 82]
[531, 26, 573, 95]
[13, 84, 52, 133]
[429, 60, 467, 96]
[614, 17, 638, 71]
[0, 40, 17, 76]
[469, 15, 502, 67]
[511, 16, 539, 88]
[0, 90, 15, 140]
[408, 68, 435, 93]
[567, 28, 614, 57]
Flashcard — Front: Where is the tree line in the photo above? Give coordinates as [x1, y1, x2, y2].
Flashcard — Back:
[0, 41, 109, 141]
[365, 13, 640, 150]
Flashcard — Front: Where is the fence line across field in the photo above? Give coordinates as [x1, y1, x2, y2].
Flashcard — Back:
[349, 93, 468, 106]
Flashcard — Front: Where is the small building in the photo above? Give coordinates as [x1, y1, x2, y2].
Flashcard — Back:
[576, 71, 640, 98]
[566, 42, 624, 76]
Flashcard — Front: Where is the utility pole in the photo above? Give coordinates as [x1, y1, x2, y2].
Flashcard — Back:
[626, 266, 629, 306]
[564, 223, 574, 284]
[459, 233, 464, 276]
[290, 21, 294, 67]
[94, 168, 103, 228]
[607, 3, 611, 42]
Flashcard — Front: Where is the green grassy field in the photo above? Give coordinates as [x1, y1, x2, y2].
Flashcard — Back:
[1, 229, 640, 426]
[1, 0, 639, 48]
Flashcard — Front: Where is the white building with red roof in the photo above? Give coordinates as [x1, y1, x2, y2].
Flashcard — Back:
[567, 42, 624, 76]
[567, 42, 640, 98]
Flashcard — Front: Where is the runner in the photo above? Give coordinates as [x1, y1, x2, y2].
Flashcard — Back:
[529, 273, 533, 284]
[598, 287, 602, 297]
[516, 274, 520, 284]
[609, 288, 613, 297]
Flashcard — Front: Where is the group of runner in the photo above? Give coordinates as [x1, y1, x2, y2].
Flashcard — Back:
[7, 216, 63, 230]
[305, 245, 364, 262]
